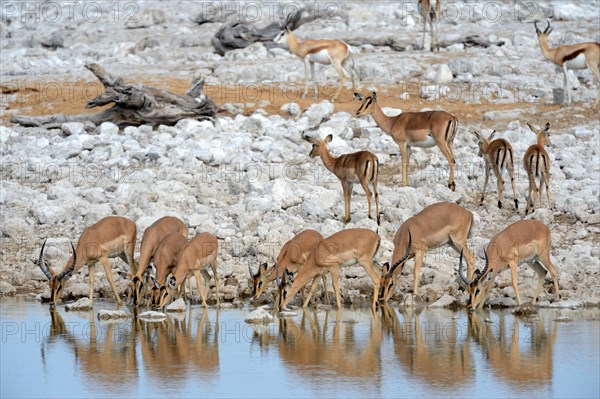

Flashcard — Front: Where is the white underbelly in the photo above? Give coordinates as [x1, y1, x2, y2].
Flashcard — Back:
[409, 135, 437, 148]
[564, 53, 588, 70]
[307, 50, 331, 65]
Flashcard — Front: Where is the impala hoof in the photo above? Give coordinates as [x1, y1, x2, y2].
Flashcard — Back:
[514, 199, 519, 210]
[497, 201, 502, 209]
[448, 182, 456, 191]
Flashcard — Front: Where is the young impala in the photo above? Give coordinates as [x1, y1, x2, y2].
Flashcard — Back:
[149, 232, 189, 306]
[249, 229, 327, 303]
[419, 0, 441, 51]
[274, 12, 356, 102]
[473, 130, 518, 210]
[304, 133, 380, 224]
[127, 216, 187, 306]
[37, 216, 137, 306]
[534, 20, 600, 104]
[278, 228, 382, 312]
[354, 92, 459, 190]
[524, 123, 552, 214]
[458, 220, 560, 311]
[378, 202, 476, 303]
[158, 232, 219, 308]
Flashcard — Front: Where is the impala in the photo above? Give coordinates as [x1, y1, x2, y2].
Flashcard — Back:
[534, 20, 600, 104]
[129, 216, 188, 306]
[148, 232, 189, 306]
[379, 202, 476, 303]
[458, 220, 560, 310]
[419, 0, 441, 51]
[278, 228, 382, 312]
[249, 229, 328, 303]
[274, 12, 356, 102]
[304, 133, 380, 224]
[158, 232, 219, 308]
[473, 130, 518, 210]
[37, 216, 137, 306]
[524, 123, 552, 214]
[354, 92, 459, 190]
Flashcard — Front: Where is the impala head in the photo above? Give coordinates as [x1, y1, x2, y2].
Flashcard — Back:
[275, 267, 294, 310]
[37, 239, 77, 307]
[534, 20, 553, 38]
[472, 130, 496, 157]
[353, 92, 377, 117]
[458, 249, 491, 311]
[157, 275, 177, 308]
[303, 133, 332, 158]
[378, 231, 412, 303]
[128, 266, 152, 306]
[527, 123, 551, 146]
[274, 12, 295, 45]
[249, 262, 269, 299]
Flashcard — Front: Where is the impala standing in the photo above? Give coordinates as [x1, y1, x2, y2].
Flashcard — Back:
[158, 232, 219, 308]
[379, 202, 476, 303]
[278, 228, 382, 312]
[419, 0, 441, 51]
[274, 13, 356, 102]
[458, 220, 560, 311]
[37, 216, 137, 306]
[524, 123, 552, 214]
[249, 229, 327, 302]
[304, 133, 380, 224]
[534, 20, 600, 104]
[129, 216, 188, 306]
[354, 92, 459, 190]
[473, 130, 518, 210]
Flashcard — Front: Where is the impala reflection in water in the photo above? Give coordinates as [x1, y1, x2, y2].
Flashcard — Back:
[1, 298, 598, 398]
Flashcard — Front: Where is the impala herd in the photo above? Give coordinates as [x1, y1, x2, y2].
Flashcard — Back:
[32, 14, 596, 315]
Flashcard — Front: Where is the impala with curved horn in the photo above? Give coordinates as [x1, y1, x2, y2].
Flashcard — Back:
[354, 92, 459, 190]
[458, 220, 560, 311]
[274, 12, 356, 102]
[278, 228, 382, 312]
[157, 232, 219, 308]
[379, 202, 476, 303]
[37, 216, 137, 306]
[524, 123, 553, 214]
[473, 130, 518, 210]
[249, 229, 326, 301]
[534, 19, 600, 104]
[128, 216, 188, 306]
[304, 133, 380, 224]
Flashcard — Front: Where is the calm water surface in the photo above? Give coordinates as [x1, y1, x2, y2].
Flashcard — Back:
[1, 297, 598, 398]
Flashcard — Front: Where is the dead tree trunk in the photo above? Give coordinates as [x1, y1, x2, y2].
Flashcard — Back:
[10, 63, 216, 128]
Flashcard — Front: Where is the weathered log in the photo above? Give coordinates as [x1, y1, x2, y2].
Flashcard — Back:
[10, 63, 216, 128]
[344, 34, 504, 51]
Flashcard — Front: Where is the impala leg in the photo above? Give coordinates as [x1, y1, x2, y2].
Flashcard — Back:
[372, 177, 380, 225]
[508, 160, 518, 210]
[303, 275, 321, 308]
[302, 59, 310, 99]
[195, 271, 207, 308]
[480, 166, 490, 206]
[399, 143, 409, 187]
[330, 57, 346, 102]
[201, 269, 212, 306]
[585, 58, 600, 103]
[493, 163, 504, 209]
[544, 174, 552, 210]
[358, 257, 381, 312]
[88, 263, 95, 305]
[341, 181, 352, 223]
[321, 274, 330, 305]
[437, 142, 456, 191]
[101, 256, 122, 305]
[525, 172, 535, 214]
[421, 10, 427, 50]
[451, 237, 475, 281]
[412, 248, 425, 297]
[537, 250, 561, 301]
[529, 261, 547, 305]
[508, 260, 522, 306]
[330, 268, 342, 310]
[342, 58, 355, 92]
[211, 261, 220, 306]
[359, 176, 373, 222]
[537, 174, 544, 209]
[310, 61, 318, 101]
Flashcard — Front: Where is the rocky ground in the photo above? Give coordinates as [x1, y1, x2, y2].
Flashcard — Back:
[1, 1, 598, 309]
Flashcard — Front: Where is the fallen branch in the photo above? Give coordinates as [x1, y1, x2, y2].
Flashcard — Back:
[11, 63, 216, 128]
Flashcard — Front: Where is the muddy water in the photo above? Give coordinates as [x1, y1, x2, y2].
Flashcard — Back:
[1, 297, 598, 398]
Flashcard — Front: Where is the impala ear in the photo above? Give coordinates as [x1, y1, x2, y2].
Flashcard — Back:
[527, 123, 537, 133]
[544, 123, 550, 132]
[353, 92, 364, 101]
[117, 271, 130, 279]
[168, 276, 176, 288]
[371, 92, 377, 102]
[261, 262, 268, 271]
[382, 262, 390, 275]
[324, 134, 333, 144]
[303, 133, 318, 144]
[488, 130, 497, 140]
